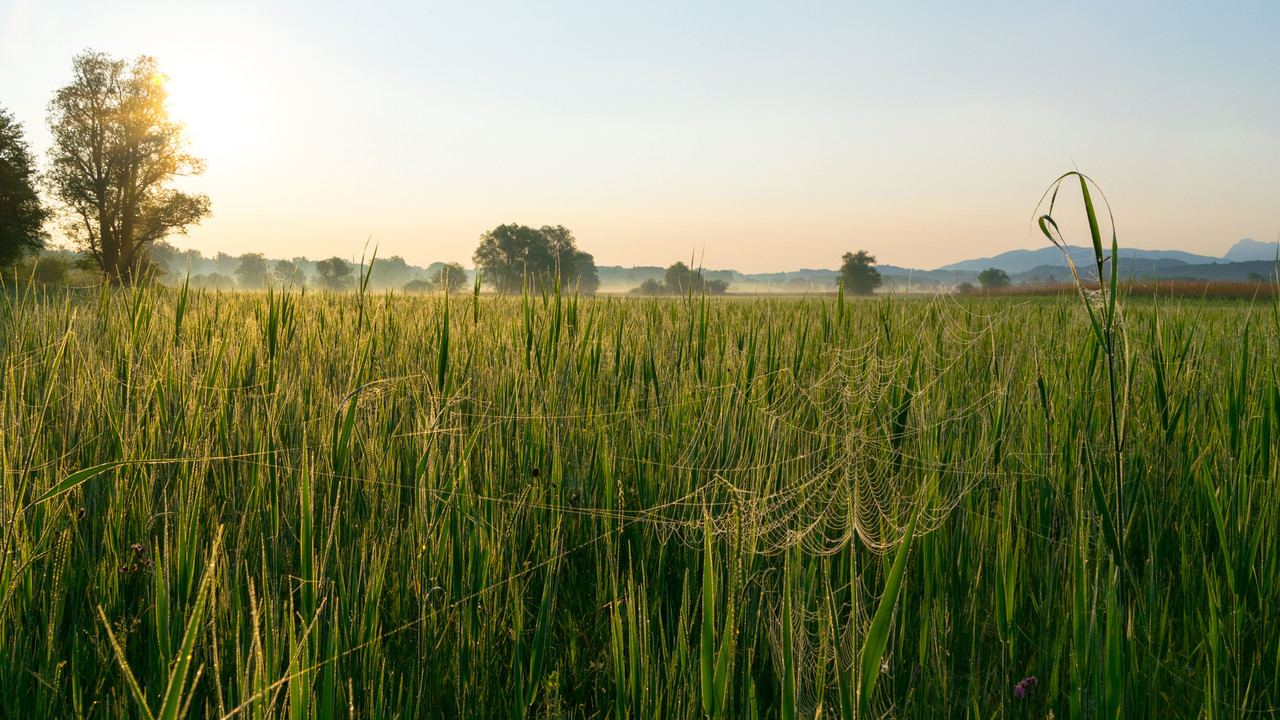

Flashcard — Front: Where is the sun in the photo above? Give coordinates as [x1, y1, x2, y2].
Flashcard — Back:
[162, 58, 264, 163]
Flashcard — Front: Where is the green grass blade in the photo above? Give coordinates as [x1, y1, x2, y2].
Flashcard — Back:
[331, 341, 373, 472]
[711, 592, 735, 720]
[781, 553, 796, 720]
[438, 292, 450, 392]
[526, 542, 557, 705]
[1079, 174, 1105, 273]
[158, 526, 224, 720]
[1086, 444, 1123, 565]
[859, 503, 919, 714]
[1199, 465, 1237, 602]
[25, 460, 132, 510]
[97, 606, 158, 720]
[701, 513, 715, 717]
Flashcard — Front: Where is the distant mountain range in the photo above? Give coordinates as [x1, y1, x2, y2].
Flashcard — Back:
[1223, 238, 1280, 262]
[652, 238, 1280, 292]
[935, 238, 1279, 274]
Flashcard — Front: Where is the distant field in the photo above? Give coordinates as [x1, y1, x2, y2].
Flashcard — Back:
[979, 279, 1279, 300]
[1, 284, 1276, 718]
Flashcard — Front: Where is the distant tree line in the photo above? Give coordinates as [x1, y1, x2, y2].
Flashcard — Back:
[141, 244, 471, 293]
[631, 262, 730, 296]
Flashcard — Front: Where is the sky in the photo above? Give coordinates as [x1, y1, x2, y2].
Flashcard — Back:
[1, 0, 1277, 273]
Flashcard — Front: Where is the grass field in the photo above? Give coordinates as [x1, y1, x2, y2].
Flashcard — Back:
[977, 279, 1278, 301]
[2, 275, 1277, 718]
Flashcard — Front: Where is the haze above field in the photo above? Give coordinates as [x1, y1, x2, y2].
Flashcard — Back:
[3, 1, 1278, 273]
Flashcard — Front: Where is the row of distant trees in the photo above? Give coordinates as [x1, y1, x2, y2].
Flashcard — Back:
[631, 262, 730, 295]
[626, 252, 886, 297]
[8, 241, 475, 293]
[158, 224, 600, 295]
[839, 256, 1031, 295]
[2, 50, 886, 296]
[146, 244, 470, 293]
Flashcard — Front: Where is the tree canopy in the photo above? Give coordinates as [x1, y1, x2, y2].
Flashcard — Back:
[631, 278, 665, 296]
[839, 251, 882, 296]
[0, 107, 49, 269]
[273, 259, 306, 286]
[366, 255, 416, 290]
[663, 262, 728, 296]
[629, 263, 730, 296]
[573, 250, 601, 295]
[978, 267, 1010, 290]
[235, 253, 270, 289]
[315, 257, 353, 291]
[45, 50, 210, 283]
[146, 240, 181, 276]
[430, 262, 469, 293]
[472, 224, 598, 295]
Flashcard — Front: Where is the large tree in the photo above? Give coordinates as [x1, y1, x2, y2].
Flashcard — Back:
[473, 224, 546, 294]
[472, 224, 598, 295]
[235, 252, 269, 289]
[315, 256, 353, 291]
[0, 107, 49, 269]
[839, 250, 881, 296]
[45, 50, 210, 283]
[978, 267, 1010, 290]
[539, 224, 600, 294]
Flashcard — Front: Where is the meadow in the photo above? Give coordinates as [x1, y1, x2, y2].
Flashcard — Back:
[1, 275, 1277, 718]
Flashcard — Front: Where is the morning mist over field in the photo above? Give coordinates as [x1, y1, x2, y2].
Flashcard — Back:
[2, 0, 1277, 274]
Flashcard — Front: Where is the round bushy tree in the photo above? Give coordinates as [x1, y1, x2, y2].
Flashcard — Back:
[315, 257, 354, 291]
[473, 224, 598, 295]
[431, 262, 469, 293]
[978, 267, 1010, 290]
[839, 250, 882, 296]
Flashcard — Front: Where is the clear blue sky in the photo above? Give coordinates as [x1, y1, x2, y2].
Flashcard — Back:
[2, 0, 1277, 272]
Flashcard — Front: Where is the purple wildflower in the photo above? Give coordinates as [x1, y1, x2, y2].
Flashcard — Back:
[1014, 676, 1038, 698]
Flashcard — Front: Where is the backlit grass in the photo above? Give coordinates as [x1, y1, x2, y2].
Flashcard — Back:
[2, 270, 1277, 717]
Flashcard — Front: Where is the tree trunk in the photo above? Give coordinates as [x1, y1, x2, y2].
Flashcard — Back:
[101, 228, 132, 285]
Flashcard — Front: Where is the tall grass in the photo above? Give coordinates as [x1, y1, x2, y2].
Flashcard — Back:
[1, 257, 1276, 717]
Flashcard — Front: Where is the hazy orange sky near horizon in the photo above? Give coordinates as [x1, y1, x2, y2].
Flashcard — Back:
[2, 0, 1277, 273]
